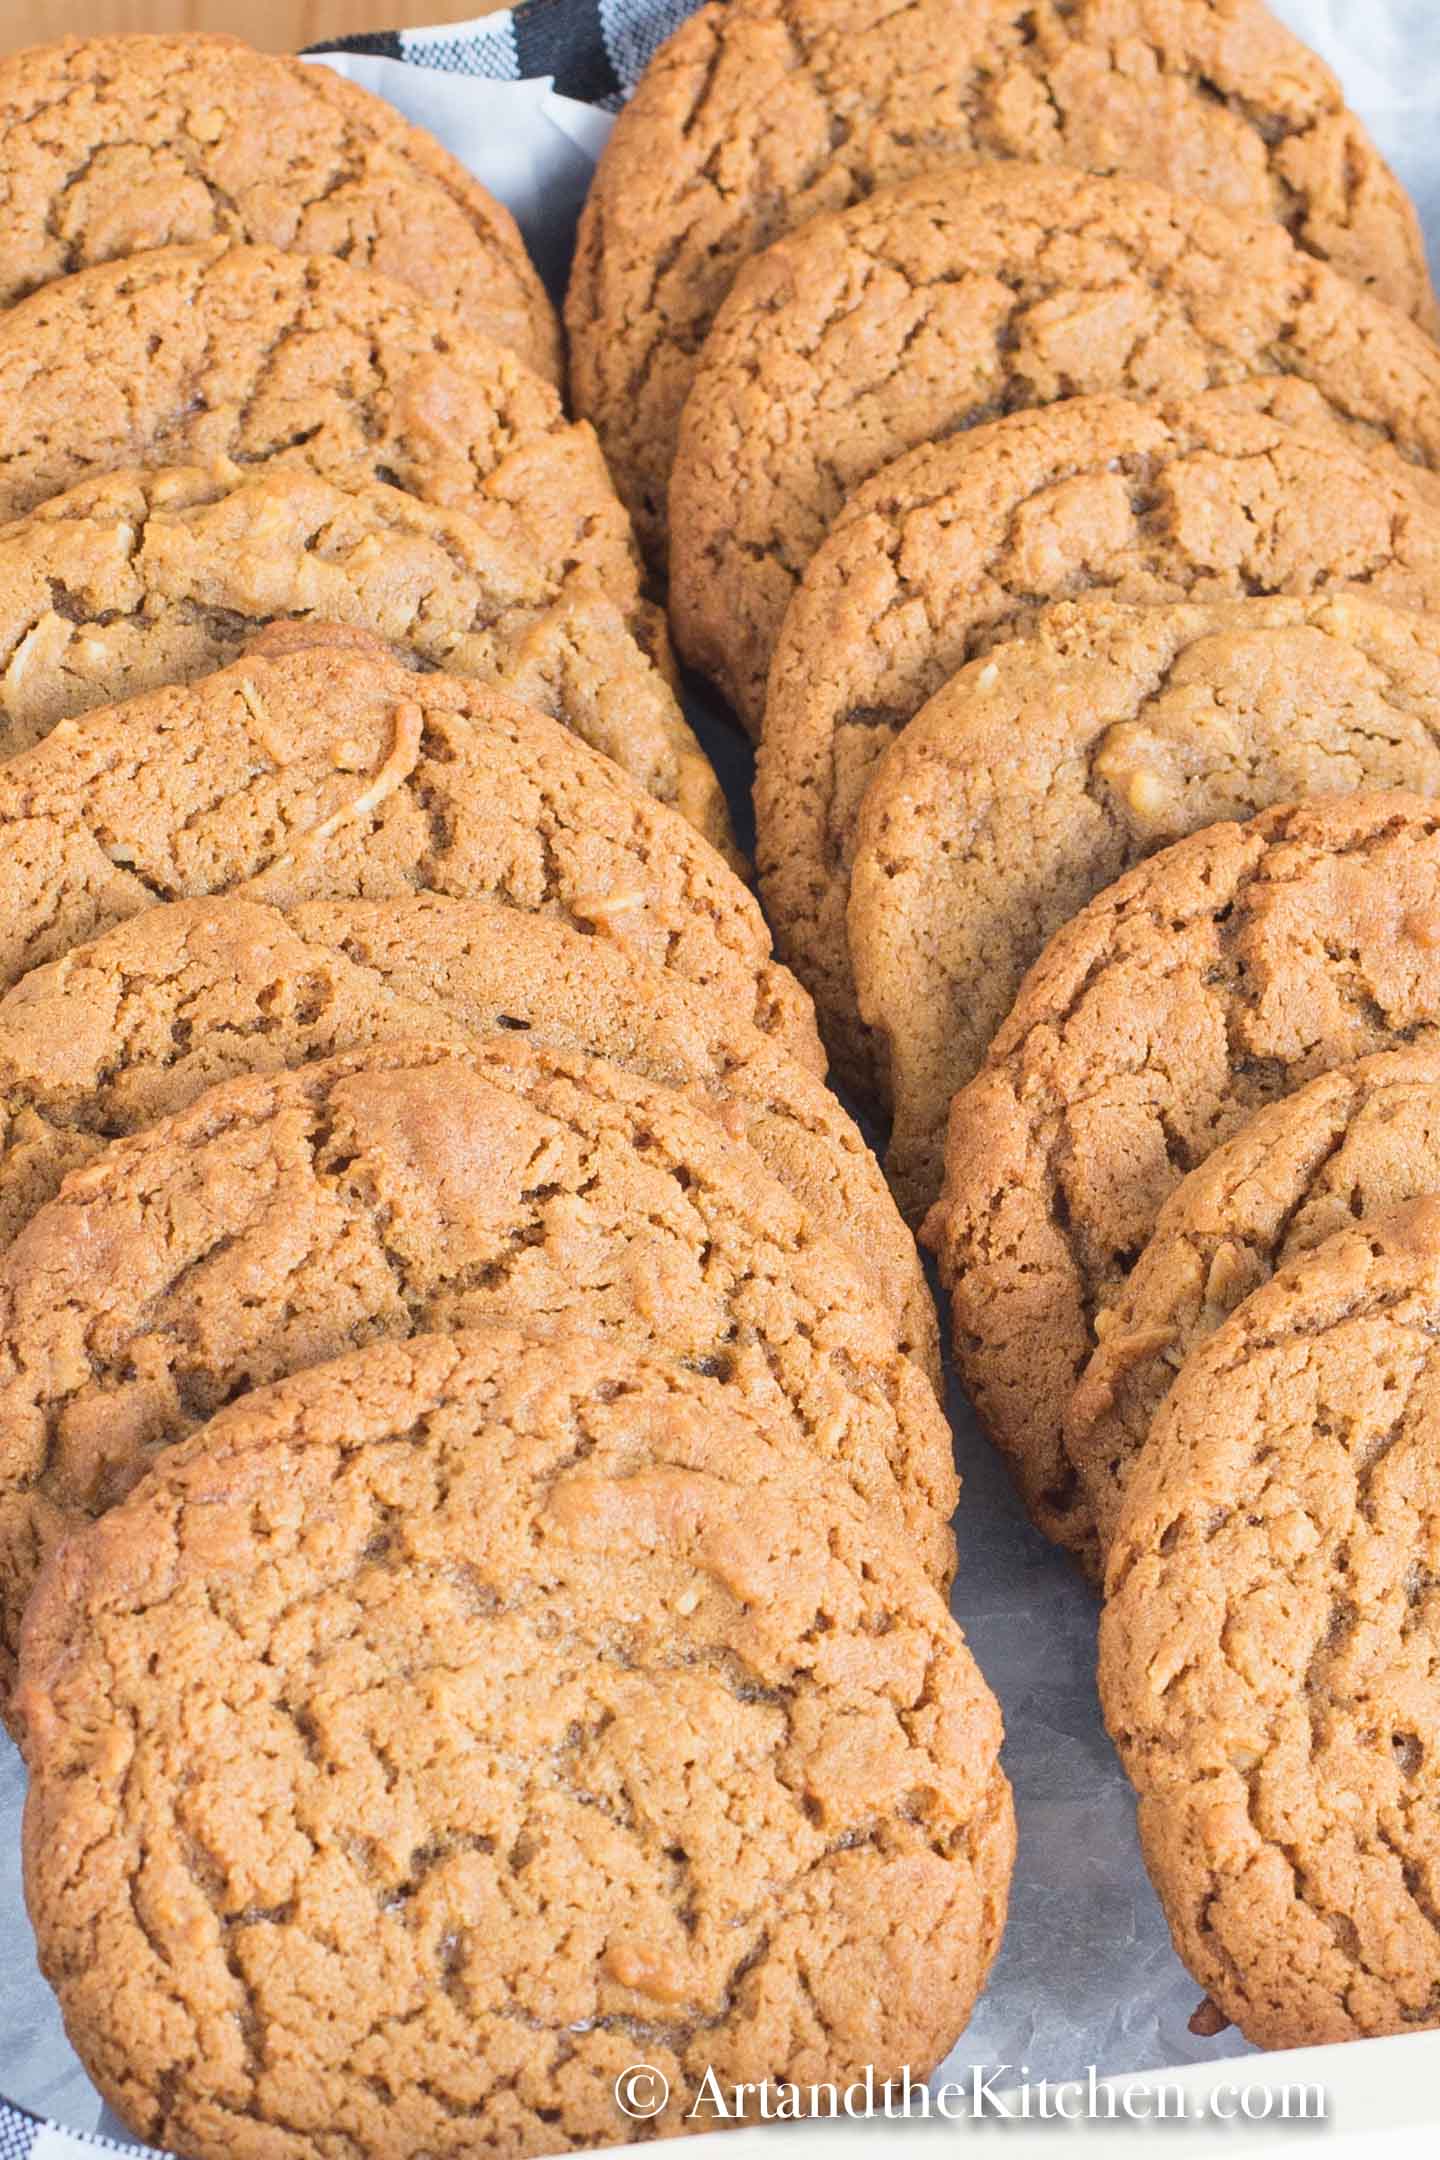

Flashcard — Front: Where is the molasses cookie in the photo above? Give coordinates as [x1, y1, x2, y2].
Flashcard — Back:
[18, 1324, 1011, 2158]
[569, 0, 1430, 557]
[1070, 1045, 1440, 1557]
[1100, 1198, 1440, 2049]
[671, 164, 1440, 731]
[0, 32, 560, 380]
[0, 892, 934, 1376]
[758, 387, 1440, 1093]
[0, 1037, 958, 1709]
[853, 595, 1440, 1221]
[0, 462, 730, 855]
[0, 631, 818, 1066]
[928, 792, 1440, 1572]
[0, 245, 631, 604]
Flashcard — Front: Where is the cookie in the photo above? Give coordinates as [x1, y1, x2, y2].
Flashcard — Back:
[758, 387, 1440, 1095]
[0, 631, 819, 1068]
[18, 1324, 1011, 2159]
[927, 791, 1440, 1573]
[1099, 1198, 1440, 2049]
[0, 1037, 958, 1709]
[0, 461, 731, 857]
[0, 33, 560, 381]
[1069, 1045, 1440, 1560]
[569, 0, 1431, 560]
[670, 164, 1440, 733]
[0, 892, 935, 1378]
[853, 595, 1440, 1223]
[0, 245, 631, 608]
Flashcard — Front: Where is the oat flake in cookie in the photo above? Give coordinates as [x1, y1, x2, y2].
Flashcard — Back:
[0, 631, 819, 1067]
[1100, 1199, 1440, 2049]
[757, 384, 1440, 1098]
[0, 1036, 958, 1715]
[670, 164, 1440, 733]
[0, 892, 935, 1380]
[0, 32, 560, 380]
[853, 594, 1440, 1223]
[1070, 1044, 1440, 1560]
[18, 1326, 1012, 2160]
[928, 792, 1440, 1576]
[568, 0, 1431, 558]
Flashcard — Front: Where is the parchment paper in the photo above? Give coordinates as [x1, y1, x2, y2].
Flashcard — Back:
[2, 0, 1434, 2133]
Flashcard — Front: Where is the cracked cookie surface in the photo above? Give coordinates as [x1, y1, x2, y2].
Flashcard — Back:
[0, 461, 730, 857]
[757, 387, 1440, 1096]
[0, 245, 627, 596]
[0, 892, 934, 1379]
[853, 595, 1440, 1223]
[928, 792, 1440, 1573]
[670, 163, 1440, 732]
[18, 1323, 1011, 2159]
[1070, 1044, 1440, 1559]
[1100, 1198, 1440, 2049]
[0, 1035, 958, 1714]
[568, 0, 1431, 559]
[0, 632, 818, 1068]
[0, 32, 559, 380]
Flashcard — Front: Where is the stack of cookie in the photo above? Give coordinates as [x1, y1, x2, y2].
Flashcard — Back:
[0, 29, 1013, 2160]
[571, 0, 1440, 2059]
[932, 795, 1440, 2049]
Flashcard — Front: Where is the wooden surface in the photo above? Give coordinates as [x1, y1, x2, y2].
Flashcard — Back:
[2, 1, 503, 56]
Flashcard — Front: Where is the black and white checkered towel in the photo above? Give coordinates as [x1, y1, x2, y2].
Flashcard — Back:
[311, 0, 700, 108]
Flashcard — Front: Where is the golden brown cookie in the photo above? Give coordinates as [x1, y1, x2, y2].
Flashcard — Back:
[1069, 1045, 1440, 1559]
[0, 461, 730, 857]
[758, 387, 1440, 1095]
[853, 595, 1440, 1223]
[1100, 1198, 1440, 2049]
[0, 244, 630, 605]
[0, 632, 819, 1067]
[569, 0, 1431, 559]
[0, 1037, 958, 1711]
[670, 164, 1440, 733]
[0, 33, 560, 380]
[0, 892, 934, 1379]
[18, 1324, 1011, 2160]
[927, 792, 1440, 1573]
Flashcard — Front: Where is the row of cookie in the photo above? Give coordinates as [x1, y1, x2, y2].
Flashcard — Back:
[673, 148, 1440, 1102]
[0, 628, 1012, 2155]
[928, 785, 1440, 2049]
[579, 29, 1440, 1138]
[0, 32, 1015, 2143]
[0, 35, 734, 862]
[569, 0, 1439, 564]
[632, 130, 1440, 1085]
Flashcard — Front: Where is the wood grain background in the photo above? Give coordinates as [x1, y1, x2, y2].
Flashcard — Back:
[3, 2, 501, 56]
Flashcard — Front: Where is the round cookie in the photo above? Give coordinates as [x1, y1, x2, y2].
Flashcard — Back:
[0, 629, 820, 1067]
[18, 1325, 1012, 2160]
[0, 33, 560, 381]
[0, 892, 935, 1379]
[927, 791, 1440, 1574]
[0, 1037, 958, 1710]
[1100, 1198, 1440, 2049]
[0, 244, 631, 606]
[757, 386, 1440, 1094]
[670, 163, 1440, 733]
[569, 0, 1431, 561]
[853, 594, 1440, 1223]
[0, 461, 730, 857]
[1070, 1045, 1440, 1559]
